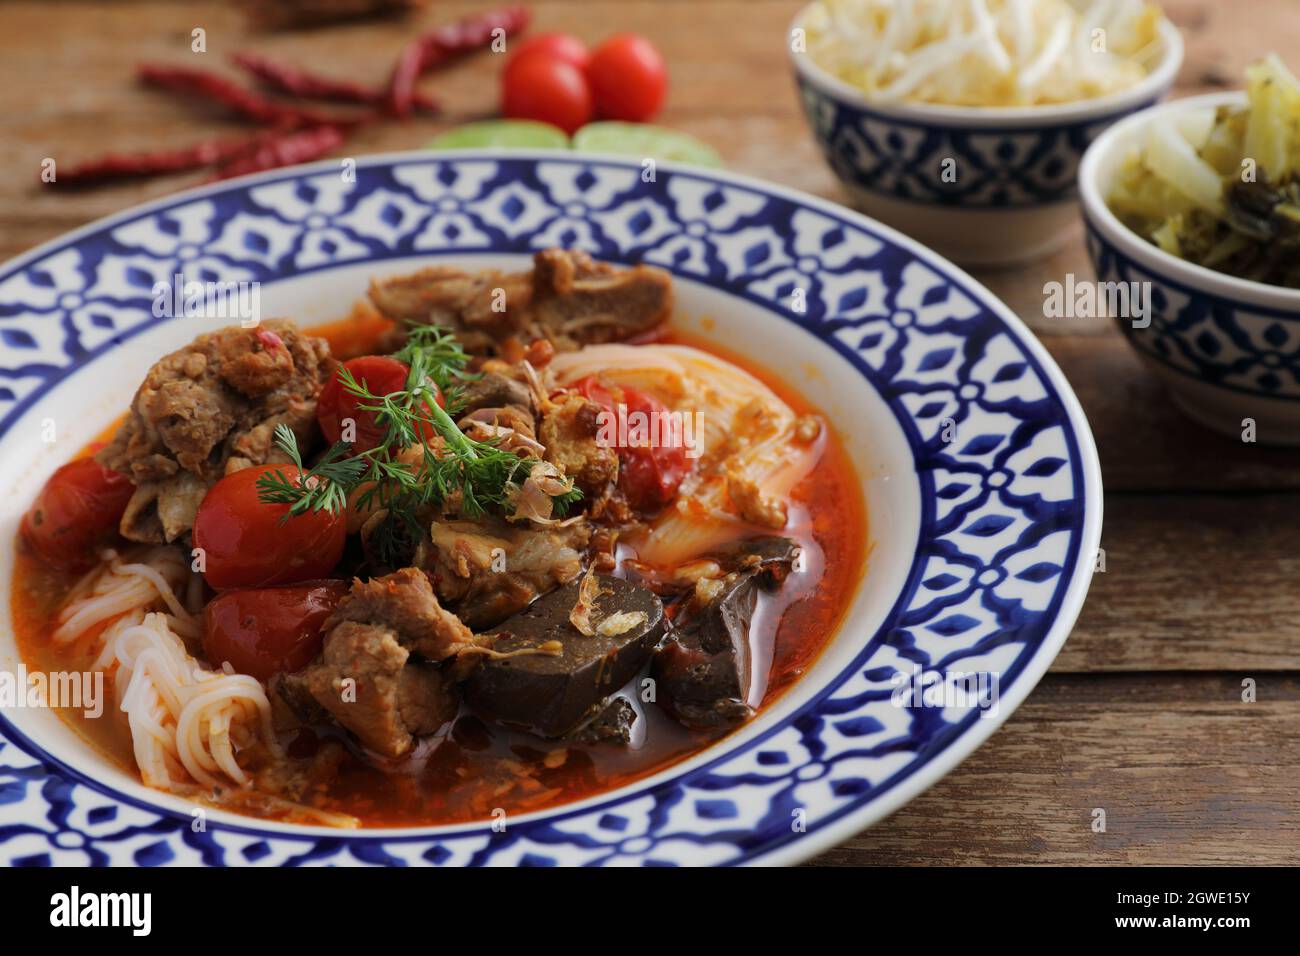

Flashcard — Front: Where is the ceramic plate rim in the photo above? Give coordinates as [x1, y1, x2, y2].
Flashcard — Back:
[0, 149, 1103, 866]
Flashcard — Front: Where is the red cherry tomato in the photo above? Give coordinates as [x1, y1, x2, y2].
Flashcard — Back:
[21, 457, 134, 571]
[193, 464, 346, 590]
[573, 377, 689, 512]
[317, 355, 443, 451]
[501, 55, 594, 134]
[507, 32, 590, 74]
[202, 580, 349, 681]
[587, 34, 667, 122]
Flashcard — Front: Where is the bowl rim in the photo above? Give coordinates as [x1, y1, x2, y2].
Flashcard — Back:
[0, 148, 1104, 866]
[788, 2, 1184, 128]
[1078, 89, 1300, 311]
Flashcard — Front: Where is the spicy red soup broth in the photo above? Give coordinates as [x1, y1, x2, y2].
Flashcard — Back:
[12, 310, 867, 827]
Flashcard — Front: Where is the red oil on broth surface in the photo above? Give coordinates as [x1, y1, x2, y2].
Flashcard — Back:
[11, 306, 867, 827]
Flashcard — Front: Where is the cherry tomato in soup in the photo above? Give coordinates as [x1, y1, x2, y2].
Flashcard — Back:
[193, 464, 345, 590]
[317, 355, 443, 451]
[202, 580, 348, 681]
[573, 376, 689, 512]
[506, 32, 590, 74]
[501, 55, 594, 134]
[21, 457, 134, 571]
[587, 34, 667, 122]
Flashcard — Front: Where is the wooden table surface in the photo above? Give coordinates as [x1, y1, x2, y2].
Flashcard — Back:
[1, 0, 1296, 865]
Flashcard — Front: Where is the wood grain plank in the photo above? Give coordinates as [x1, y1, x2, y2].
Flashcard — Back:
[1, 0, 1298, 868]
[810, 673, 1300, 866]
[1, 0, 1285, 253]
[1055, 494, 1300, 672]
[1046, 335, 1300, 492]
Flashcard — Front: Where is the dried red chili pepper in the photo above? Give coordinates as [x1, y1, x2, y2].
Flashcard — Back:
[385, 6, 531, 118]
[52, 135, 264, 185]
[208, 125, 347, 181]
[229, 52, 439, 113]
[138, 64, 371, 128]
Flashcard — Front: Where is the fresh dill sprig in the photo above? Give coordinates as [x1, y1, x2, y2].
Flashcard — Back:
[254, 428, 367, 516]
[340, 366, 531, 518]
[253, 325, 582, 557]
[392, 323, 475, 413]
[550, 485, 585, 517]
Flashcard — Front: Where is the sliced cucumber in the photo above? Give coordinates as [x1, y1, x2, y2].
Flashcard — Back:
[427, 120, 570, 151]
[572, 122, 724, 168]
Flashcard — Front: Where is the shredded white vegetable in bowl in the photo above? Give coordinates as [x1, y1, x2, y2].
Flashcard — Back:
[1104, 55, 1300, 288]
[802, 0, 1169, 109]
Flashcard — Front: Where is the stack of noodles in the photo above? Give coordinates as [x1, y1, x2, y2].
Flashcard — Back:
[53, 546, 277, 791]
[551, 344, 821, 565]
[805, 0, 1165, 107]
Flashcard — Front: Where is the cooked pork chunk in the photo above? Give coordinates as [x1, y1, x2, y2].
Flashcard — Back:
[303, 621, 459, 759]
[294, 569, 481, 758]
[97, 321, 330, 543]
[454, 366, 542, 456]
[369, 249, 672, 355]
[424, 518, 591, 629]
[327, 567, 480, 662]
[529, 248, 672, 350]
[458, 369, 537, 420]
[368, 265, 535, 354]
[538, 392, 618, 498]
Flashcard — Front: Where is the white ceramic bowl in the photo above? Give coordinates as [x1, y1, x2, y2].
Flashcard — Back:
[790, 4, 1184, 266]
[1079, 91, 1300, 443]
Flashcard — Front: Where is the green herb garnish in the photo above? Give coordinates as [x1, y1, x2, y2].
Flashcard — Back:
[255, 325, 581, 563]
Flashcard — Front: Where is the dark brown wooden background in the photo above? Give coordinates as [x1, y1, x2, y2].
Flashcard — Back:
[0, 0, 1296, 864]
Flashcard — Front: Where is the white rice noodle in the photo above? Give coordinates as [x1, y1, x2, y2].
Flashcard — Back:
[93, 610, 278, 790]
[53, 546, 197, 647]
[550, 343, 692, 405]
[55, 546, 275, 791]
[551, 344, 821, 565]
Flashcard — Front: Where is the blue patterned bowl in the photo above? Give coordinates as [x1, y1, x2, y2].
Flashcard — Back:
[1079, 92, 1300, 443]
[790, 6, 1183, 266]
[0, 152, 1101, 866]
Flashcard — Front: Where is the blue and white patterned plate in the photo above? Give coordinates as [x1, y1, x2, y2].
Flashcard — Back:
[0, 151, 1101, 866]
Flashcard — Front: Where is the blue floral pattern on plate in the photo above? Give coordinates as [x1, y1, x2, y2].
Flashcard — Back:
[1085, 218, 1300, 399]
[0, 154, 1097, 866]
[796, 74, 1160, 208]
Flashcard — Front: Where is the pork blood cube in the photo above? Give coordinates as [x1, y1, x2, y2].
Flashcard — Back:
[653, 537, 799, 729]
[464, 575, 665, 737]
